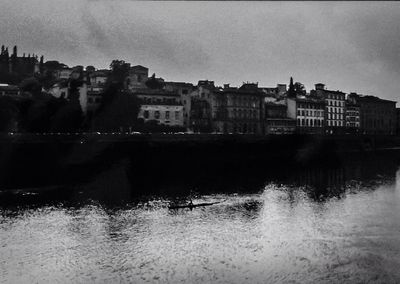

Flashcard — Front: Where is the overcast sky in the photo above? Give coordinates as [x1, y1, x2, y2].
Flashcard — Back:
[1, 1, 399, 101]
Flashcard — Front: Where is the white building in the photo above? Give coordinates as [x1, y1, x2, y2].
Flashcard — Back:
[312, 83, 346, 133]
[139, 105, 184, 126]
[135, 89, 184, 127]
[287, 96, 325, 134]
[57, 68, 73, 80]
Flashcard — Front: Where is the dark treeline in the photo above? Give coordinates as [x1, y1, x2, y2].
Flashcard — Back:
[0, 76, 84, 133]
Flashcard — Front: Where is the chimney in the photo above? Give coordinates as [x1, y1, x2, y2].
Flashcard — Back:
[224, 84, 230, 89]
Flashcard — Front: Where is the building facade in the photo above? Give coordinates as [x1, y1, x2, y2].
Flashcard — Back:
[164, 81, 194, 129]
[287, 96, 325, 134]
[348, 93, 396, 135]
[311, 83, 346, 134]
[135, 89, 184, 127]
[0, 84, 19, 96]
[127, 65, 149, 90]
[265, 101, 296, 134]
[345, 100, 360, 133]
[0, 46, 40, 78]
[212, 83, 265, 134]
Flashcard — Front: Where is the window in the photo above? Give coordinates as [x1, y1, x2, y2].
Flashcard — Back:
[175, 111, 180, 120]
[144, 110, 149, 119]
[182, 89, 188, 95]
[154, 111, 160, 119]
[88, 97, 93, 103]
[165, 111, 170, 119]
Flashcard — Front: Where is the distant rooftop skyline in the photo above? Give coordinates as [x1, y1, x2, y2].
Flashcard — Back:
[1, 1, 400, 101]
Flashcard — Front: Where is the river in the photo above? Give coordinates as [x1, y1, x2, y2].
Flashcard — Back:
[1, 153, 400, 283]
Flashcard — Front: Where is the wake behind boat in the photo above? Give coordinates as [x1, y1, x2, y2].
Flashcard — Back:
[168, 200, 225, 210]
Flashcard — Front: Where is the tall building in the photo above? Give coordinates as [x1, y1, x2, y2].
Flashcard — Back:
[311, 83, 346, 134]
[189, 80, 218, 132]
[164, 81, 194, 128]
[345, 97, 360, 133]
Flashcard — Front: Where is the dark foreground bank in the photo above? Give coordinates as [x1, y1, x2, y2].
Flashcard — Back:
[1, 133, 400, 204]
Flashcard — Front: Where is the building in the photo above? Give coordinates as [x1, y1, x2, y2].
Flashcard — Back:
[164, 81, 194, 128]
[396, 108, 400, 136]
[135, 89, 184, 127]
[0, 45, 40, 78]
[189, 82, 265, 134]
[189, 80, 218, 132]
[264, 101, 296, 134]
[57, 67, 73, 80]
[87, 89, 103, 116]
[190, 98, 212, 133]
[348, 93, 396, 135]
[311, 83, 346, 134]
[89, 70, 109, 87]
[0, 84, 19, 96]
[345, 99, 360, 133]
[127, 65, 149, 90]
[212, 83, 265, 134]
[287, 96, 325, 134]
[259, 84, 287, 99]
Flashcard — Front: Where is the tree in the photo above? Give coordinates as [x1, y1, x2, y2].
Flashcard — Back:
[19, 77, 43, 97]
[0, 96, 19, 132]
[287, 77, 296, 98]
[91, 84, 141, 132]
[50, 99, 83, 132]
[109, 60, 130, 87]
[294, 82, 306, 96]
[49, 78, 85, 132]
[86, 65, 95, 73]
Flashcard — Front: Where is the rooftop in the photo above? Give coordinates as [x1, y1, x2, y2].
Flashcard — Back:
[133, 88, 180, 97]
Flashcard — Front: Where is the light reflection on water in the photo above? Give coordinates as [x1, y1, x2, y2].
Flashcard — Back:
[2, 169, 400, 283]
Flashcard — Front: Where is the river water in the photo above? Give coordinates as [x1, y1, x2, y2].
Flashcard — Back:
[1, 154, 400, 283]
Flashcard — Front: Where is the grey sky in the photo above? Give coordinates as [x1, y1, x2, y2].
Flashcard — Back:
[1, 1, 399, 101]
